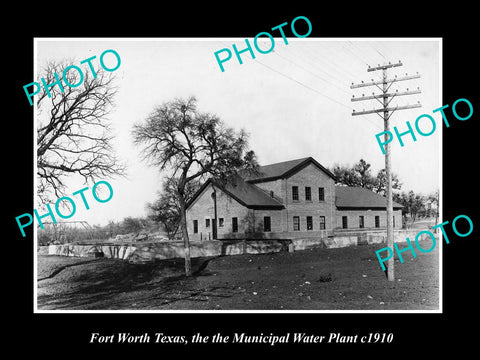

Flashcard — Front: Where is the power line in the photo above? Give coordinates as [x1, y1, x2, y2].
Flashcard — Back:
[350, 41, 389, 69]
[301, 43, 364, 80]
[321, 44, 363, 79]
[348, 41, 378, 65]
[370, 42, 397, 64]
[255, 58, 383, 132]
[254, 58, 353, 110]
[283, 45, 355, 88]
[367, 42, 387, 61]
[342, 43, 371, 66]
[218, 42, 383, 132]
[272, 50, 352, 96]
[218, 41, 351, 107]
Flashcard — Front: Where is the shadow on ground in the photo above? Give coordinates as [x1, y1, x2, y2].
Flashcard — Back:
[37, 256, 221, 310]
[37, 243, 439, 311]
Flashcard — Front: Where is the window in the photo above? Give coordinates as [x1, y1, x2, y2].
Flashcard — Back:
[306, 216, 313, 230]
[193, 220, 198, 234]
[293, 216, 300, 231]
[393, 216, 396, 228]
[232, 217, 238, 233]
[359, 216, 364, 228]
[219, 218, 224, 227]
[205, 218, 210, 228]
[264, 216, 271, 232]
[375, 216, 380, 228]
[292, 186, 299, 201]
[319, 216, 326, 230]
[318, 187, 325, 201]
[342, 216, 348, 229]
[305, 186, 311, 201]
[270, 190, 274, 198]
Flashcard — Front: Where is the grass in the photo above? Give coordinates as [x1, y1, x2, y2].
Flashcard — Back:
[37, 242, 439, 311]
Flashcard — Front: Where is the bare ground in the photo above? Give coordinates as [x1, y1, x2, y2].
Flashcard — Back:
[37, 242, 439, 311]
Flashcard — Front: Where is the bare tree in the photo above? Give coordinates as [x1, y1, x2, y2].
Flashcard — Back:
[37, 60, 125, 203]
[146, 177, 201, 240]
[133, 96, 257, 276]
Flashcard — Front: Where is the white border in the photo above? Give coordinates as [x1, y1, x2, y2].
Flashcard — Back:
[33, 37, 443, 314]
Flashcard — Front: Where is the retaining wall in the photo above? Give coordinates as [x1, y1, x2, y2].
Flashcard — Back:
[47, 243, 136, 260]
[39, 229, 438, 263]
[41, 239, 291, 263]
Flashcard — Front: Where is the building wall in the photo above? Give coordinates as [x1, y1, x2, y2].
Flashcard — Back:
[254, 179, 284, 204]
[186, 184, 214, 241]
[335, 209, 403, 230]
[253, 179, 287, 234]
[251, 163, 336, 234]
[283, 163, 336, 232]
[186, 184, 285, 241]
[186, 163, 403, 241]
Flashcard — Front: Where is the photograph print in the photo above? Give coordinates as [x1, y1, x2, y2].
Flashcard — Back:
[33, 37, 441, 312]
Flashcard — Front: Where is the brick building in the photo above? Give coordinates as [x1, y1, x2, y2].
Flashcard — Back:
[186, 157, 403, 241]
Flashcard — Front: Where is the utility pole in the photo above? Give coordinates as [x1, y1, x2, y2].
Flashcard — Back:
[351, 61, 421, 281]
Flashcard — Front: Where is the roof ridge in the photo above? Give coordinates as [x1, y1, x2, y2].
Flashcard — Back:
[244, 156, 336, 183]
[186, 175, 285, 210]
[257, 156, 312, 167]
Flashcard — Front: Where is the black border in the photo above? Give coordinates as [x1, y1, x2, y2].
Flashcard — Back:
[8, 4, 478, 355]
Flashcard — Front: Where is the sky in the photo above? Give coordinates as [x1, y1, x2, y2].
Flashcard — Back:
[35, 37, 441, 227]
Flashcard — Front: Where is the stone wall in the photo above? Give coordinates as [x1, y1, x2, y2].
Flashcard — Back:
[41, 239, 291, 263]
[39, 229, 438, 263]
[288, 229, 438, 251]
[46, 243, 136, 260]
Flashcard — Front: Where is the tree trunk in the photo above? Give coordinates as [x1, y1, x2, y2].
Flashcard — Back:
[178, 196, 191, 276]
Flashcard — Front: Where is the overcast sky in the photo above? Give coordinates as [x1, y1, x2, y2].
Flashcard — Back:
[35, 38, 441, 226]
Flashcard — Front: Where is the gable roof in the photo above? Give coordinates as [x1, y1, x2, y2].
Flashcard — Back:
[186, 175, 285, 210]
[335, 186, 403, 210]
[244, 157, 337, 183]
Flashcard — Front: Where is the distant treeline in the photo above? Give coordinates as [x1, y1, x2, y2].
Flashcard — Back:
[330, 159, 439, 225]
[37, 216, 166, 246]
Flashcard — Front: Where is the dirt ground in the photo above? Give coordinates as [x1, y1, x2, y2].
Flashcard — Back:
[37, 242, 439, 311]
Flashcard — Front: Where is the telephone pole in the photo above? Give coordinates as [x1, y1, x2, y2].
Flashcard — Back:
[351, 61, 421, 281]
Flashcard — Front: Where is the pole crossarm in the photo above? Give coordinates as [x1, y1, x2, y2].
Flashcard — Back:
[352, 103, 422, 116]
[350, 59, 422, 282]
[350, 74, 421, 89]
[351, 89, 421, 102]
[367, 61, 403, 72]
